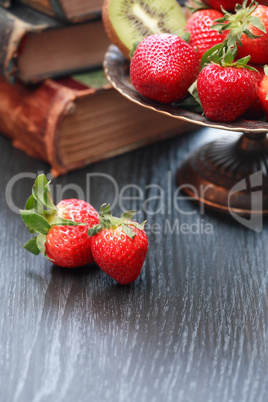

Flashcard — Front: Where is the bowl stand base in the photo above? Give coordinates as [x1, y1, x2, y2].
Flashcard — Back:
[176, 132, 268, 216]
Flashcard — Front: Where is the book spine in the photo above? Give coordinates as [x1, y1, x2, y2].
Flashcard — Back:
[49, 0, 65, 18]
[18, 0, 67, 20]
[16, 0, 102, 22]
[0, 10, 28, 81]
[0, 77, 75, 175]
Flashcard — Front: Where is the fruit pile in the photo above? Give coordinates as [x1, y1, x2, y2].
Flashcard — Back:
[103, 0, 268, 123]
[20, 174, 148, 285]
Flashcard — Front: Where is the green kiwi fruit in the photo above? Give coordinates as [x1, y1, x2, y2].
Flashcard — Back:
[102, 0, 186, 60]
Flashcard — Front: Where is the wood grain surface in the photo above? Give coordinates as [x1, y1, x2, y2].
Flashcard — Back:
[1, 127, 268, 402]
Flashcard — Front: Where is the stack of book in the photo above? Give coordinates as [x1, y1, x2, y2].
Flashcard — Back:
[0, 0, 194, 176]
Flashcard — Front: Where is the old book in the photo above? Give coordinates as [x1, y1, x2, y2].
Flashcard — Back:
[0, 70, 194, 177]
[0, 4, 111, 83]
[14, 0, 104, 22]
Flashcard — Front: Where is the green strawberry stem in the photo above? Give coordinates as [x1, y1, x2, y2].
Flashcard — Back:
[200, 37, 258, 71]
[20, 174, 85, 257]
[88, 204, 146, 239]
[212, 0, 266, 56]
[185, 0, 210, 14]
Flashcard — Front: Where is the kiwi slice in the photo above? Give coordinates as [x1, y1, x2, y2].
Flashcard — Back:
[102, 0, 186, 60]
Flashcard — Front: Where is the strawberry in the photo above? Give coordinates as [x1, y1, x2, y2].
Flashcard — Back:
[89, 204, 148, 285]
[201, 0, 243, 12]
[243, 65, 265, 119]
[129, 33, 199, 104]
[258, 67, 268, 119]
[236, 4, 268, 64]
[201, 0, 268, 12]
[20, 174, 99, 268]
[197, 61, 257, 122]
[185, 9, 225, 68]
[212, 1, 268, 65]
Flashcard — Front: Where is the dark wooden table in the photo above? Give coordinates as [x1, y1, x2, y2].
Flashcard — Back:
[1, 126, 268, 402]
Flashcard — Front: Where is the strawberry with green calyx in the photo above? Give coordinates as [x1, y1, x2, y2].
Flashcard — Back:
[212, 0, 268, 65]
[130, 33, 199, 104]
[196, 43, 258, 122]
[185, 9, 226, 68]
[20, 174, 99, 268]
[89, 204, 148, 285]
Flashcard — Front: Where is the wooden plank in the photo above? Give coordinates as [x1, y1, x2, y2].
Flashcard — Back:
[1, 127, 268, 402]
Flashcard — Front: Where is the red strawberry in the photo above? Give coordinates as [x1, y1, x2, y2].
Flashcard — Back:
[186, 9, 225, 67]
[197, 62, 257, 122]
[258, 69, 268, 119]
[243, 65, 265, 119]
[212, 1, 268, 65]
[235, 4, 268, 65]
[201, 0, 243, 12]
[20, 174, 99, 268]
[89, 204, 148, 285]
[130, 33, 198, 104]
[202, 0, 268, 12]
[45, 199, 99, 267]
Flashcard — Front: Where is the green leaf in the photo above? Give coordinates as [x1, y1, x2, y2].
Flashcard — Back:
[100, 217, 113, 229]
[211, 23, 225, 33]
[248, 16, 266, 33]
[88, 225, 103, 237]
[51, 217, 86, 226]
[33, 174, 55, 211]
[185, 0, 209, 13]
[73, 70, 108, 88]
[129, 220, 147, 231]
[100, 203, 112, 218]
[226, 30, 239, 49]
[32, 176, 47, 206]
[24, 236, 40, 255]
[244, 64, 259, 72]
[122, 224, 136, 239]
[36, 234, 53, 260]
[264, 65, 268, 76]
[25, 194, 37, 210]
[129, 41, 140, 59]
[234, 55, 251, 68]
[223, 48, 235, 65]
[188, 80, 202, 107]
[121, 210, 136, 220]
[43, 182, 55, 210]
[20, 210, 51, 235]
[180, 31, 190, 43]
[200, 43, 223, 70]
[175, 95, 203, 113]
[93, 204, 146, 237]
[243, 28, 261, 40]
[26, 226, 39, 234]
[235, 3, 243, 11]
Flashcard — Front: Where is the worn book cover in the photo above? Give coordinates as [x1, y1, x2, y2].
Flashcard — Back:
[0, 70, 194, 176]
[15, 0, 103, 22]
[0, 4, 111, 83]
